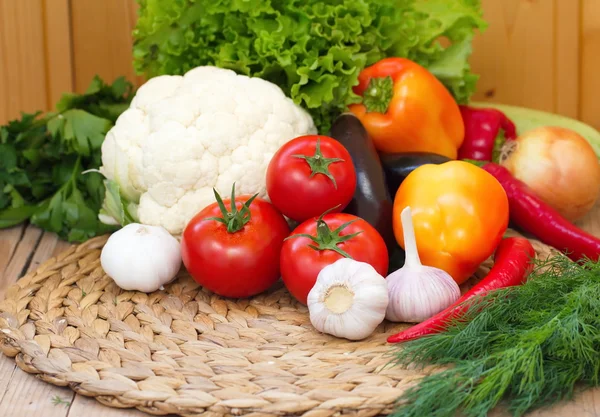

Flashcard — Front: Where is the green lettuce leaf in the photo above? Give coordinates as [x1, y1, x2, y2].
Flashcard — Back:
[427, 36, 478, 104]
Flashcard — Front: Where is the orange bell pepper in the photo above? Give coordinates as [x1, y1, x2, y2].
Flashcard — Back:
[348, 58, 464, 159]
[393, 160, 509, 285]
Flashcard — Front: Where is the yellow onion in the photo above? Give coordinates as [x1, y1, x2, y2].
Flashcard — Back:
[500, 126, 600, 222]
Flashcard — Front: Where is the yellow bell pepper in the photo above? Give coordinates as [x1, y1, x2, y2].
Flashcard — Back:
[393, 161, 509, 284]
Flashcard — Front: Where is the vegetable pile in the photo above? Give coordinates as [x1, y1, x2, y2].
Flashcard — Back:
[97, 55, 600, 415]
[4, 1, 600, 415]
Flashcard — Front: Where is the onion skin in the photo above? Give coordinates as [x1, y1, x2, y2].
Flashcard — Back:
[501, 126, 600, 222]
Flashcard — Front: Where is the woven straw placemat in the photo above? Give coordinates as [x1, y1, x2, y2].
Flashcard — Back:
[0, 229, 555, 417]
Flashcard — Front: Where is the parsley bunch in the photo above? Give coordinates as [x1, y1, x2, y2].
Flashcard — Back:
[0, 76, 133, 242]
[390, 255, 600, 417]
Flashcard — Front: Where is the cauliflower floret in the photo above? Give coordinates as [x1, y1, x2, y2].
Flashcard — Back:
[100, 66, 316, 235]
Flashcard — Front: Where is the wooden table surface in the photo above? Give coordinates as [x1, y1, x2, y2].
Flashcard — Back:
[1, 223, 599, 417]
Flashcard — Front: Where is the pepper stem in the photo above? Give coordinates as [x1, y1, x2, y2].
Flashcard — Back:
[285, 207, 362, 258]
[362, 76, 394, 114]
[291, 137, 344, 189]
[400, 206, 422, 268]
[204, 183, 258, 233]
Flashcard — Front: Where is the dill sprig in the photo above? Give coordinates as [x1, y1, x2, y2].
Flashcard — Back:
[51, 395, 71, 407]
[390, 255, 600, 417]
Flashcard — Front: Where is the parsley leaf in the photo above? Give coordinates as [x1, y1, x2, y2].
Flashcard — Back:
[0, 205, 39, 228]
[48, 110, 112, 156]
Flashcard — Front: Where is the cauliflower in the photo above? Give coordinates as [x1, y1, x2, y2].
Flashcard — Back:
[99, 66, 316, 235]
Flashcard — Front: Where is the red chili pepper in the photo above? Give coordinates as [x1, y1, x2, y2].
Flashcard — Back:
[458, 106, 517, 161]
[387, 237, 535, 344]
[482, 163, 600, 262]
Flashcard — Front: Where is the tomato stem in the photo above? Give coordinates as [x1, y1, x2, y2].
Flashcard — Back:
[362, 76, 394, 114]
[291, 137, 344, 189]
[285, 208, 362, 258]
[205, 183, 258, 233]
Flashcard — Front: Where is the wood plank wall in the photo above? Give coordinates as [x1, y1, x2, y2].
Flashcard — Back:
[1, 0, 599, 129]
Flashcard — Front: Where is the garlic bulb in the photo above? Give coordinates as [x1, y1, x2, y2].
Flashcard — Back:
[307, 258, 389, 341]
[101, 223, 182, 293]
[386, 207, 460, 323]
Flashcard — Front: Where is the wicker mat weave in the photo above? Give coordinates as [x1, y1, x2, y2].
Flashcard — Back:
[0, 229, 556, 417]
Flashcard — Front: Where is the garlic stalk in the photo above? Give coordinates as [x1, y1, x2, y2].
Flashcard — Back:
[386, 206, 460, 323]
[101, 223, 182, 293]
[307, 258, 388, 341]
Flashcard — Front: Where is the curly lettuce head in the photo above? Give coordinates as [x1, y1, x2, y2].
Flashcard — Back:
[132, 0, 486, 133]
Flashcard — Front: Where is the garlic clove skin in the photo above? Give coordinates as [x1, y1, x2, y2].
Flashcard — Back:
[385, 264, 461, 323]
[307, 258, 389, 341]
[101, 223, 182, 293]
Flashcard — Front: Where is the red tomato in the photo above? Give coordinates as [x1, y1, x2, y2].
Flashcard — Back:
[181, 189, 290, 298]
[266, 135, 357, 222]
[280, 213, 389, 304]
